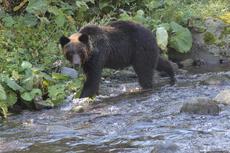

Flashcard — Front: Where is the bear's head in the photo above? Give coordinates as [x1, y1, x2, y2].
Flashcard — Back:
[59, 33, 90, 66]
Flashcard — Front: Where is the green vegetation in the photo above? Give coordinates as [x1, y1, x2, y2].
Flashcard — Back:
[204, 32, 217, 45]
[0, 0, 229, 118]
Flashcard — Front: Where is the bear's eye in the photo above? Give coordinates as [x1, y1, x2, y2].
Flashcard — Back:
[65, 51, 74, 62]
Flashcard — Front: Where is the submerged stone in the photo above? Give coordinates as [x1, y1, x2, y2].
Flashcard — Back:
[72, 105, 84, 113]
[34, 100, 54, 110]
[180, 97, 220, 115]
[214, 89, 230, 105]
[200, 75, 230, 86]
[180, 58, 194, 67]
[151, 143, 180, 153]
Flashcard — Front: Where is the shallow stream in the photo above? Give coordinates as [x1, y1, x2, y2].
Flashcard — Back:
[1, 66, 230, 153]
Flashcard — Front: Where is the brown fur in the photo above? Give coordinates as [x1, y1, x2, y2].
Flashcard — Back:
[60, 21, 175, 98]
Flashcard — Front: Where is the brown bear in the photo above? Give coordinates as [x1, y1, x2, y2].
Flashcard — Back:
[60, 21, 175, 98]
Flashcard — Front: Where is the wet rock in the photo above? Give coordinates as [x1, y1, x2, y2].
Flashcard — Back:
[151, 143, 180, 153]
[169, 61, 179, 72]
[203, 151, 230, 153]
[180, 97, 220, 115]
[180, 59, 194, 67]
[200, 75, 230, 86]
[205, 17, 225, 38]
[69, 98, 93, 112]
[60, 67, 78, 79]
[34, 97, 54, 110]
[214, 89, 230, 105]
[72, 105, 84, 113]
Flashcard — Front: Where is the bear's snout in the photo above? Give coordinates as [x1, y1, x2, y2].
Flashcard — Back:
[72, 54, 81, 65]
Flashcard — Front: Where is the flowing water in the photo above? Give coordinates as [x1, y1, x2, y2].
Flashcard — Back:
[1, 66, 230, 153]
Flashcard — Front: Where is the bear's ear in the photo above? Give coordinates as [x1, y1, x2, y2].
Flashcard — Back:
[79, 34, 89, 44]
[60, 36, 70, 47]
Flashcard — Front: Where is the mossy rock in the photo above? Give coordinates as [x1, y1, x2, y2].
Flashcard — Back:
[223, 26, 230, 35]
[203, 32, 217, 45]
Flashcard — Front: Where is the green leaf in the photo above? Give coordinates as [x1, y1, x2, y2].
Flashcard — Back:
[0, 103, 8, 119]
[47, 6, 60, 15]
[22, 14, 38, 27]
[31, 88, 42, 97]
[169, 22, 192, 53]
[52, 73, 69, 81]
[133, 10, 146, 24]
[22, 76, 34, 91]
[38, 17, 50, 24]
[55, 13, 66, 27]
[170, 21, 185, 33]
[0, 84, 7, 100]
[21, 61, 32, 70]
[66, 78, 83, 91]
[2, 16, 15, 27]
[21, 88, 42, 102]
[26, 0, 48, 15]
[98, 0, 110, 10]
[156, 27, 168, 51]
[5, 77, 24, 92]
[21, 92, 33, 101]
[158, 23, 170, 31]
[76, 1, 89, 9]
[5, 90, 17, 106]
[119, 12, 132, 21]
[48, 84, 65, 105]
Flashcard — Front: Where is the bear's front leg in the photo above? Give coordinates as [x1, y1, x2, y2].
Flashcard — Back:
[80, 61, 103, 98]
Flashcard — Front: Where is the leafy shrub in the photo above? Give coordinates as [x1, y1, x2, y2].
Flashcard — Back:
[0, 61, 84, 118]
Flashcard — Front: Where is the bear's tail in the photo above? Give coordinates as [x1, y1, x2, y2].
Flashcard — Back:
[156, 57, 176, 85]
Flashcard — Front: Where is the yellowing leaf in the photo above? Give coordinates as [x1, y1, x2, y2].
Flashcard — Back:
[0, 84, 6, 100]
[156, 27, 168, 51]
[219, 12, 230, 24]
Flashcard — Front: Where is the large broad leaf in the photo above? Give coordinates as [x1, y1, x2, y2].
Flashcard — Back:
[22, 14, 38, 27]
[0, 84, 6, 100]
[26, 0, 48, 15]
[22, 76, 34, 91]
[158, 23, 170, 31]
[21, 92, 33, 101]
[169, 22, 192, 53]
[5, 77, 24, 93]
[48, 84, 65, 105]
[5, 90, 17, 106]
[21, 88, 42, 102]
[55, 13, 66, 27]
[156, 27, 168, 51]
